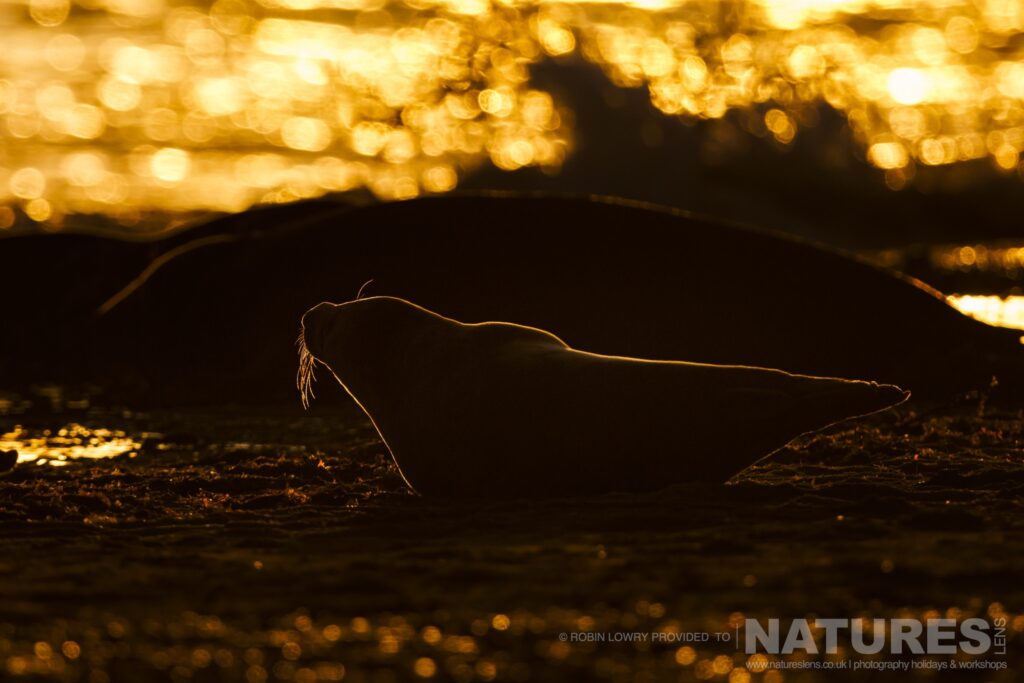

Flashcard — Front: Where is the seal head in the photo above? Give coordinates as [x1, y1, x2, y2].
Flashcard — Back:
[300, 296, 909, 498]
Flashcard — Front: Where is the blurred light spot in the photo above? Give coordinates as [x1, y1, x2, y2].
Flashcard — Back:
[888, 68, 928, 105]
[151, 148, 191, 182]
[281, 117, 332, 152]
[195, 77, 245, 116]
[46, 34, 86, 71]
[25, 198, 52, 222]
[414, 657, 437, 677]
[30, 0, 70, 26]
[0, 207, 15, 229]
[99, 77, 142, 111]
[868, 141, 909, 169]
[422, 165, 456, 192]
[10, 167, 46, 199]
[945, 17, 979, 54]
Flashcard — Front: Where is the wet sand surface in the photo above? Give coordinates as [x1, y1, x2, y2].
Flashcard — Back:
[1, 395, 1023, 682]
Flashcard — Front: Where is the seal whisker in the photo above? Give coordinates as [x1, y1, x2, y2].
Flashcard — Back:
[356, 278, 374, 301]
[296, 329, 318, 409]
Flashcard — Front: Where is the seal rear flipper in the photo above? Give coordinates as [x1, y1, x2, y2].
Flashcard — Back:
[740, 377, 909, 438]
[767, 379, 908, 451]
[698, 377, 910, 482]
[791, 379, 910, 433]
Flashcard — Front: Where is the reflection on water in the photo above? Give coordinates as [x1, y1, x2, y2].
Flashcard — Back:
[2, 0, 1024, 228]
[948, 294, 1024, 330]
[932, 242, 1024, 276]
[0, 605, 1020, 680]
[579, 0, 1024, 194]
[0, 424, 140, 465]
[0, 0, 570, 227]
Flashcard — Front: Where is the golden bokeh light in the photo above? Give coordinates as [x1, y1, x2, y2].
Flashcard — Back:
[2, 0, 1024, 229]
[948, 294, 1024, 330]
[0, 0, 571, 227]
[0, 423, 140, 466]
[0, 605, 1017, 683]
[575, 0, 1024, 180]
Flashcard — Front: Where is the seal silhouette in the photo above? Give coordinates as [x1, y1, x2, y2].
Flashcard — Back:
[299, 296, 909, 498]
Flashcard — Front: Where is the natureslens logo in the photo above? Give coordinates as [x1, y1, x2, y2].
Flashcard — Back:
[558, 614, 1011, 672]
[743, 618, 1008, 656]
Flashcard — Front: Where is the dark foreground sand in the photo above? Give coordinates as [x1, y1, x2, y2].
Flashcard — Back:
[1, 394, 1023, 682]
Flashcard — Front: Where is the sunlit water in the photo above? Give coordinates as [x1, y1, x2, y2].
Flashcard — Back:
[0, 423, 140, 466]
[1, 606, 1020, 680]
[1, 0, 1024, 228]
[948, 294, 1024, 330]
[877, 241, 1024, 330]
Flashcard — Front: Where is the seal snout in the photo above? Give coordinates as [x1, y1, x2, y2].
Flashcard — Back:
[301, 301, 338, 355]
[298, 301, 339, 409]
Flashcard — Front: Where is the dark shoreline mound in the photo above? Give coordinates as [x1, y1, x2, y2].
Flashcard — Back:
[1, 194, 1020, 403]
